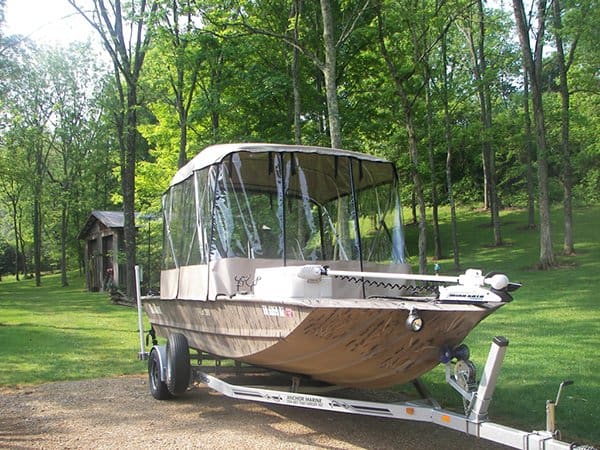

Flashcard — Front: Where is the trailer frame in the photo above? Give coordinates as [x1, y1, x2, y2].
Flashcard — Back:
[147, 336, 593, 450]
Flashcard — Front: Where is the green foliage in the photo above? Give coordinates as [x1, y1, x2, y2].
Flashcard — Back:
[574, 168, 600, 204]
[0, 239, 15, 274]
[570, 93, 600, 204]
[1, 0, 599, 285]
[0, 42, 118, 279]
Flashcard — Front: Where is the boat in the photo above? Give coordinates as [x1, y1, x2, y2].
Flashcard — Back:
[143, 143, 519, 390]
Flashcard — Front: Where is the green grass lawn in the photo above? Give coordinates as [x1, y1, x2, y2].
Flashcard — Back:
[0, 204, 598, 446]
[0, 273, 146, 385]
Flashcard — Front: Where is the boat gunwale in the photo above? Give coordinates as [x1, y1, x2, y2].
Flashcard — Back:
[142, 294, 501, 312]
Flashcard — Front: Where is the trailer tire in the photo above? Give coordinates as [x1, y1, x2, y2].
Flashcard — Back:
[166, 333, 191, 396]
[148, 349, 172, 400]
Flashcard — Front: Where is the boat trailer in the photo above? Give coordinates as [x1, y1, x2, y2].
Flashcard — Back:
[134, 268, 594, 450]
[149, 337, 592, 450]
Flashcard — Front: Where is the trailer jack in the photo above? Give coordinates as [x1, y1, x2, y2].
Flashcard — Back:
[546, 380, 574, 440]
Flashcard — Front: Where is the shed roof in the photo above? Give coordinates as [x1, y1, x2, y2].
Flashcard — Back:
[77, 211, 136, 240]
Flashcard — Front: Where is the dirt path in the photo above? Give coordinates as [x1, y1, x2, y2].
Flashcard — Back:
[0, 375, 509, 449]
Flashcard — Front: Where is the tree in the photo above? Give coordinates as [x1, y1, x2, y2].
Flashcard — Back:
[238, 0, 371, 148]
[375, 0, 452, 273]
[69, 0, 158, 297]
[550, 0, 584, 256]
[458, 0, 502, 246]
[318, 0, 342, 148]
[0, 35, 27, 281]
[512, 0, 556, 269]
[10, 49, 58, 286]
[44, 44, 108, 286]
[290, 0, 303, 144]
[0, 138, 27, 280]
[142, 30, 226, 154]
[425, 52, 442, 260]
[152, 0, 204, 168]
[522, 68, 536, 229]
[441, 32, 460, 271]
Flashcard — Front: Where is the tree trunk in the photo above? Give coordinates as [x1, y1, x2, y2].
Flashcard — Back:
[513, 0, 556, 269]
[211, 110, 220, 143]
[426, 66, 442, 260]
[318, 0, 351, 260]
[405, 101, 428, 274]
[33, 196, 41, 286]
[60, 202, 69, 287]
[33, 141, 44, 287]
[11, 198, 20, 281]
[123, 85, 138, 298]
[177, 99, 188, 168]
[175, 55, 187, 169]
[411, 191, 417, 225]
[209, 58, 223, 144]
[69, 0, 157, 298]
[168, 2, 201, 169]
[175, 19, 187, 169]
[523, 69, 536, 229]
[464, 0, 502, 245]
[291, 0, 303, 145]
[552, 0, 575, 255]
[319, 0, 342, 149]
[478, 0, 502, 246]
[375, 3, 427, 273]
[18, 207, 27, 279]
[442, 34, 460, 271]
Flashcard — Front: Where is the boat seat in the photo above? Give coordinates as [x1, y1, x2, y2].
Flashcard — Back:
[210, 258, 411, 300]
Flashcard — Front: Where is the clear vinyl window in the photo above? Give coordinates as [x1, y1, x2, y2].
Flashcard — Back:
[162, 151, 405, 269]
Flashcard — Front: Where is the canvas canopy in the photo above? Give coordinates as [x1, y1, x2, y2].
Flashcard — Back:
[170, 143, 390, 185]
[161, 144, 406, 300]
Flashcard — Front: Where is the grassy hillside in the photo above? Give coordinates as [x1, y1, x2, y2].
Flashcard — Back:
[0, 204, 598, 445]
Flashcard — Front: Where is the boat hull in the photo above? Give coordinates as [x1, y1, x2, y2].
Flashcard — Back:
[144, 296, 499, 389]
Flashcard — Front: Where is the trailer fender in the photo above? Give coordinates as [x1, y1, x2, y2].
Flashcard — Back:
[151, 345, 168, 382]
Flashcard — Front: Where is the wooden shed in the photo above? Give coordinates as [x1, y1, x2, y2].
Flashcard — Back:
[77, 211, 135, 292]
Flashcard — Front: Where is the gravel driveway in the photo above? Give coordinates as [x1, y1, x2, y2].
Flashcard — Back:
[0, 374, 509, 449]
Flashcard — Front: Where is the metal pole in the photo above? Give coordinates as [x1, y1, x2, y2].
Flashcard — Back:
[147, 221, 151, 291]
[470, 336, 509, 421]
[134, 265, 147, 360]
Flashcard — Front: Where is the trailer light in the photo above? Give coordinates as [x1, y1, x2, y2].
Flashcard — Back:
[406, 309, 423, 332]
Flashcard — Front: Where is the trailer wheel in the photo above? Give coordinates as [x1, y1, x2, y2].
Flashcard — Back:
[148, 349, 172, 400]
[166, 333, 191, 396]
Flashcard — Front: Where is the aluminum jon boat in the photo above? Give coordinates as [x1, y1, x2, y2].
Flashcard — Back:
[143, 143, 519, 390]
